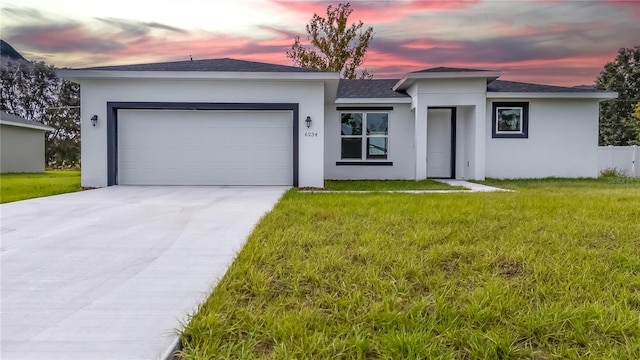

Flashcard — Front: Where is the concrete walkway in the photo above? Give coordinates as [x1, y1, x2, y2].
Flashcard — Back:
[303, 180, 509, 193]
[433, 179, 510, 192]
[1, 186, 287, 360]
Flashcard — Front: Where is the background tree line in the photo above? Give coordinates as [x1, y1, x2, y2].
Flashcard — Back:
[596, 45, 640, 146]
[1, 59, 80, 167]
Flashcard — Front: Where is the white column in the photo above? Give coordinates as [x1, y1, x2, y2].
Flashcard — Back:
[415, 105, 427, 179]
[473, 101, 487, 180]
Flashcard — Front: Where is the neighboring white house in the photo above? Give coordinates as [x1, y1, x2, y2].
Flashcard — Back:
[0, 111, 54, 173]
[58, 58, 617, 188]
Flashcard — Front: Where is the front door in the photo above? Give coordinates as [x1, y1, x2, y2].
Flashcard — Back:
[427, 108, 454, 178]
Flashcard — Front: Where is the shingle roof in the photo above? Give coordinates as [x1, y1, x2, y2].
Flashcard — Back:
[487, 80, 602, 93]
[75, 58, 321, 73]
[572, 85, 596, 90]
[337, 79, 409, 98]
[412, 67, 490, 73]
[0, 111, 54, 131]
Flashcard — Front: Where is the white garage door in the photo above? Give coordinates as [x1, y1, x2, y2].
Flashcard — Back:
[117, 110, 293, 185]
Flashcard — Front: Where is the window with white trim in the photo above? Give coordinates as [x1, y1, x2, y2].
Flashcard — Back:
[492, 102, 529, 138]
[340, 112, 388, 160]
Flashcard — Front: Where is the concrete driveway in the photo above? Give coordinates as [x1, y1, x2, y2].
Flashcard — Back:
[1, 186, 288, 360]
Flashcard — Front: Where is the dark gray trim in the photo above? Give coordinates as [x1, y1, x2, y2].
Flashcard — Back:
[428, 107, 456, 179]
[450, 108, 457, 179]
[336, 106, 394, 111]
[336, 161, 393, 166]
[106, 102, 299, 186]
[491, 102, 529, 139]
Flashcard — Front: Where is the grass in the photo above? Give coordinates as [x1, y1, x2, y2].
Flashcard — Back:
[323, 179, 465, 191]
[179, 178, 640, 359]
[476, 176, 640, 190]
[0, 170, 81, 203]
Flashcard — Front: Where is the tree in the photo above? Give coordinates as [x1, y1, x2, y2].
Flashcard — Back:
[287, 2, 374, 79]
[595, 46, 640, 145]
[634, 101, 640, 120]
[1, 60, 80, 166]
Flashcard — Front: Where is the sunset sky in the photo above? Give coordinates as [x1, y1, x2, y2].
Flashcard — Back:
[2, 0, 639, 86]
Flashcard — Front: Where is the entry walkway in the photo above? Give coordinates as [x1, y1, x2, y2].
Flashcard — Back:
[433, 179, 510, 192]
[303, 180, 509, 193]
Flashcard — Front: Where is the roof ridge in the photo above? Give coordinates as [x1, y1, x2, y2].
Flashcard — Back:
[488, 79, 604, 93]
[73, 57, 323, 73]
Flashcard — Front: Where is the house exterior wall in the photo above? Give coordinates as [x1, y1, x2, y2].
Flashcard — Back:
[324, 103, 415, 179]
[485, 98, 600, 178]
[457, 106, 476, 180]
[79, 79, 326, 188]
[0, 125, 46, 173]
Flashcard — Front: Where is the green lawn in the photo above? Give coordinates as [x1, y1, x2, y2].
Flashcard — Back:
[323, 179, 465, 191]
[179, 179, 640, 359]
[0, 171, 81, 204]
[476, 176, 640, 190]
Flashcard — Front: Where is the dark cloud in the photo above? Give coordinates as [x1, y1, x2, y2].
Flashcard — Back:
[7, 24, 125, 53]
[145, 22, 187, 33]
[95, 17, 187, 35]
[0, 7, 47, 20]
[258, 25, 300, 40]
[2, 7, 188, 56]
[367, 17, 634, 72]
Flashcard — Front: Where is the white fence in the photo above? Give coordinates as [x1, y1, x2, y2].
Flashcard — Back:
[598, 145, 639, 177]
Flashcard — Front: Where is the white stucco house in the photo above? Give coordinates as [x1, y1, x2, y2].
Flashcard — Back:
[0, 111, 54, 173]
[59, 58, 617, 188]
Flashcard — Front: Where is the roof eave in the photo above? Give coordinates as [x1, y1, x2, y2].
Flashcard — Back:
[57, 69, 340, 81]
[0, 120, 55, 131]
[393, 71, 502, 91]
[392, 75, 410, 92]
[486, 91, 618, 100]
[335, 97, 412, 104]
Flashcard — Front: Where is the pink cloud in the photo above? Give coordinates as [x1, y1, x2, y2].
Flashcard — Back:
[271, 0, 480, 23]
[9, 24, 123, 53]
[604, 0, 640, 18]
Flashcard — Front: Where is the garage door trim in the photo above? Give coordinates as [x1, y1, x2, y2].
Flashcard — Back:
[106, 102, 299, 186]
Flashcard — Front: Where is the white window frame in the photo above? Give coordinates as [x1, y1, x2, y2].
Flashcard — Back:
[495, 107, 524, 134]
[340, 112, 389, 161]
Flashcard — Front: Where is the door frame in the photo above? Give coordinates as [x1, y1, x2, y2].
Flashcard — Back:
[106, 102, 299, 186]
[427, 107, 456, 179]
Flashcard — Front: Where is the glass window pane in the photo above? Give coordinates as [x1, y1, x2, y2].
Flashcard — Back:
[366, 113, 388, 135]
[497, 108, 522, 132]
[341, 113, 363, 135]
[367, 137, 388, 158]
[341, 138, 362, 159]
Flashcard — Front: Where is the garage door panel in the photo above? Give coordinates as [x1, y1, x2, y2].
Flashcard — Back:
[117, 110, 293, 185]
